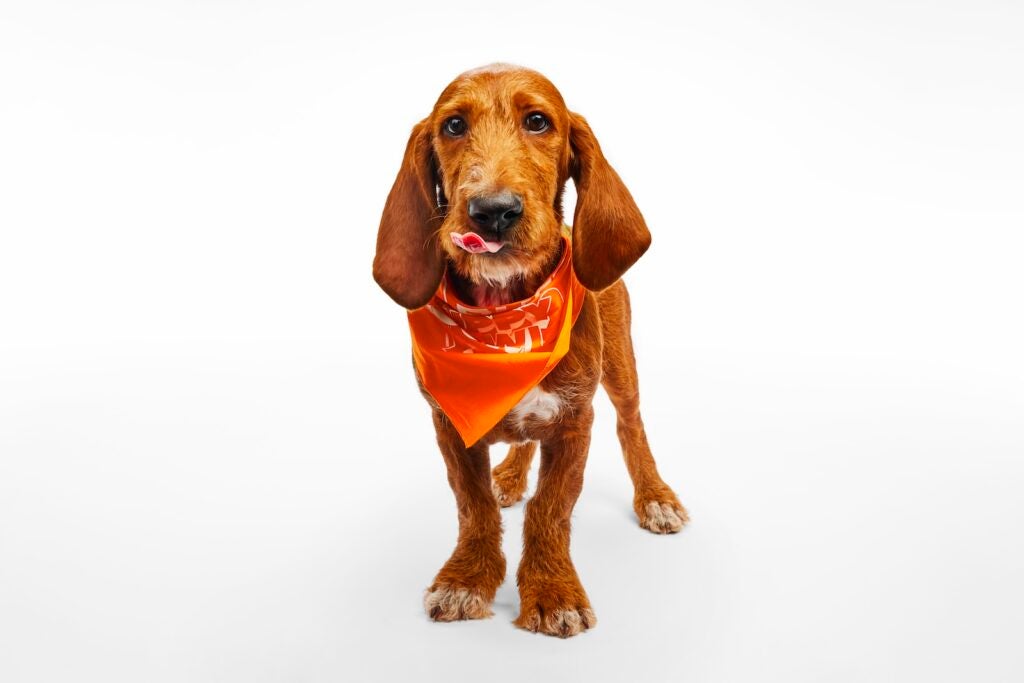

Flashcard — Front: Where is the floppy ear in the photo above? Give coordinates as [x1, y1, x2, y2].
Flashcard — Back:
[569, 112, 652, 291]
[373, 119, 445, 309]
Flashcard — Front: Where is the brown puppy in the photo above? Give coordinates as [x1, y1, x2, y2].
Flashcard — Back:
[373, 64, 687, 638]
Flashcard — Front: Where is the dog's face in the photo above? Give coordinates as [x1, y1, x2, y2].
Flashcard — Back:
[374, 64, 651, 310]
[429, 65, 571, 287]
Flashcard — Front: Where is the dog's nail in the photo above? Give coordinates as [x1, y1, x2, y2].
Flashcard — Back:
[430, 606, 442, 620]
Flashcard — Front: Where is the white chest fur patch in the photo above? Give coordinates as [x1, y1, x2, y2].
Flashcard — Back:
[510, 386, 563, 426]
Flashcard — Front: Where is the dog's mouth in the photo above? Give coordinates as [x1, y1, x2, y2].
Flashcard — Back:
[450, 231, 505, 254]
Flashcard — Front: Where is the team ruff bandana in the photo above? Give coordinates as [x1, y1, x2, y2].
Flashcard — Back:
[408, 235, 585, 446]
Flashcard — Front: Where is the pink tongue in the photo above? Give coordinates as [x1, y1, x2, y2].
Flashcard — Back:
[451, 231, 504, 254]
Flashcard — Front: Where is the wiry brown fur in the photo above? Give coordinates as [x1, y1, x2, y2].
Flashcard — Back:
[374, 64, 687, 638]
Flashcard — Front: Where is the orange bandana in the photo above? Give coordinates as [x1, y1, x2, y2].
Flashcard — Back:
[408, 236, 586, 446]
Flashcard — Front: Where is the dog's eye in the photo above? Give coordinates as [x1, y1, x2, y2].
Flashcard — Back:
[443, 117, 467, 137]
[524, 112, 549, 133]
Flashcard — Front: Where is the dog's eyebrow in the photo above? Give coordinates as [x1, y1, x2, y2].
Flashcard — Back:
[517, 100, 557, 116]
[434, 96, 482, 123]
[510, 90, 559, 114]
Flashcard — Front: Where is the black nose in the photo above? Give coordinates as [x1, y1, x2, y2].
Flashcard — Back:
[467, 192, 524, 233]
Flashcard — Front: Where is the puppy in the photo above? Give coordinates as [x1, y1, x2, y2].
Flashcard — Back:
[373, 64, 687, 637]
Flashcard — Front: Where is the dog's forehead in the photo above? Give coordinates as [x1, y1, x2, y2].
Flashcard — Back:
[432, 65, 566, 115]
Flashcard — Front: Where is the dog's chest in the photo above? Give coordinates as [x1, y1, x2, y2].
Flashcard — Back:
[508, 386, 564, 430]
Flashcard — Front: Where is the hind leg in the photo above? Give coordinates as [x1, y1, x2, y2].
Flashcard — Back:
[598, 282, 689, 534]
[491, 441, 537, 507]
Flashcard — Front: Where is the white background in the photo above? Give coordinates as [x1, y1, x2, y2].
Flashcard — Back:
[2, 1, 1022, 681]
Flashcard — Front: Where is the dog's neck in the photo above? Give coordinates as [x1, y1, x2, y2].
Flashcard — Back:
[449, 241, 564, 307]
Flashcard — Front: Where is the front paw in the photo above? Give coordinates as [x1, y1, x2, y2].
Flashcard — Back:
[424, 546, 505, 622]
[514, 581, 596, 637]
[424, 584, 494, 622]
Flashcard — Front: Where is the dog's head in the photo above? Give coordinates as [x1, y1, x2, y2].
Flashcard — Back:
[373, 64, 651, 309]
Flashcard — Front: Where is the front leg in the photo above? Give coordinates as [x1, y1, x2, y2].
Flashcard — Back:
[424, 410, 506, 622]
[514, 406, 597, 637]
